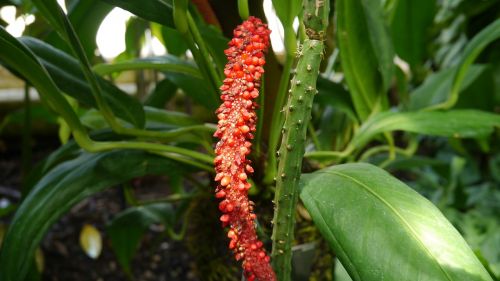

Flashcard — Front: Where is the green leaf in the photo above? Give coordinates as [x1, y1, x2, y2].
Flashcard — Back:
[122, 16, 149, 58]
[20, 37, 146, 128]
[101, 0, 174, 27]
[336, 0, 395, 119]
[31, 0, 145, 129]
[351, 110, 500, 149]
[390, 0, 436, 68]
[0, 150, 191, 281]
[430, 19, 500, 110]
[144, 78, 178, 108]
[47, 0, 113, 58]
[106, 203, 175, 275]
[409, 65, 488, 110]
[316, 77, 357, 122]
[300, 163, 493, 281]
[0, 27, 85, 133]
[155, 25, 188, 56]
[166, 71, 218, 110]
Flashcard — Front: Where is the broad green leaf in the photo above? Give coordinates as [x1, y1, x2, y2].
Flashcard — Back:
[430, 19, 500, 110]
[20, 37, 146, 128]
[300, 163, 493, 281]
[336, 0, 394, 120]
[351, 110, 500, 149]
[409, 65, 488, 110]
[390, 0, 436, 68]
[79, 224, 103, 259]
[93, 55, 202, 79]
[0, 150, 191, 281]
[101, 0, 174, 27]
[106, 203, 175, 275]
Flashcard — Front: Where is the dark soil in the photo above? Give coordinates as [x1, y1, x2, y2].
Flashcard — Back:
[41, 188, 199, 281]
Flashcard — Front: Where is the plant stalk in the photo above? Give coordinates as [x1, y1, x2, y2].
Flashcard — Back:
[271, 0, 330, 280]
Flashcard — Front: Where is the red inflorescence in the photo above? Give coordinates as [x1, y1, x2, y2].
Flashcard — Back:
[213, 17, 276, 281]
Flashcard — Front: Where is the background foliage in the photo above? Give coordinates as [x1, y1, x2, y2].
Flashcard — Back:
[0, 0, 498, 280]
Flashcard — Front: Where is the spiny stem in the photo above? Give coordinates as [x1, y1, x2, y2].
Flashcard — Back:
[270, 0, 330, 280]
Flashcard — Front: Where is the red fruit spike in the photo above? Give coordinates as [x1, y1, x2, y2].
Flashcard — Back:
[213, 16, 276, 281]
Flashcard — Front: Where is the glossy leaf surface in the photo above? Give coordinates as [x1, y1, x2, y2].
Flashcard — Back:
[300, 163, 493, 281]
[0, 150, 189, 281]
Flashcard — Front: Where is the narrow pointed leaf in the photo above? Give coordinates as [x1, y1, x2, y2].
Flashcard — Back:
[101, 0, 174, 27]
[20, 37, 145, 128]
[300, 163, 493, 281]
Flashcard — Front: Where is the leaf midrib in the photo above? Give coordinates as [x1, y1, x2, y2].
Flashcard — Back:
[323, 169, 454, 281]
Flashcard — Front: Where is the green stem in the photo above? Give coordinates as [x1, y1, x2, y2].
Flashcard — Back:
[85, 139, 213, 165]
[265, 55, 294, 184]
[271, 39, 325, 281]
[93, 60, 203, 79]
[238, 0, 249, 20]
[304, 147, 352, 161]
[271, 2, 330, 279]
[140, 192, 203, 205]
[173, 0, 220, 101]
[112, 124, 214, 141]
[187, 12, 223, 87]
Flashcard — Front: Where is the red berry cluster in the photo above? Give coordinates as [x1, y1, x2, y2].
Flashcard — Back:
[213, 17, 276, 281]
